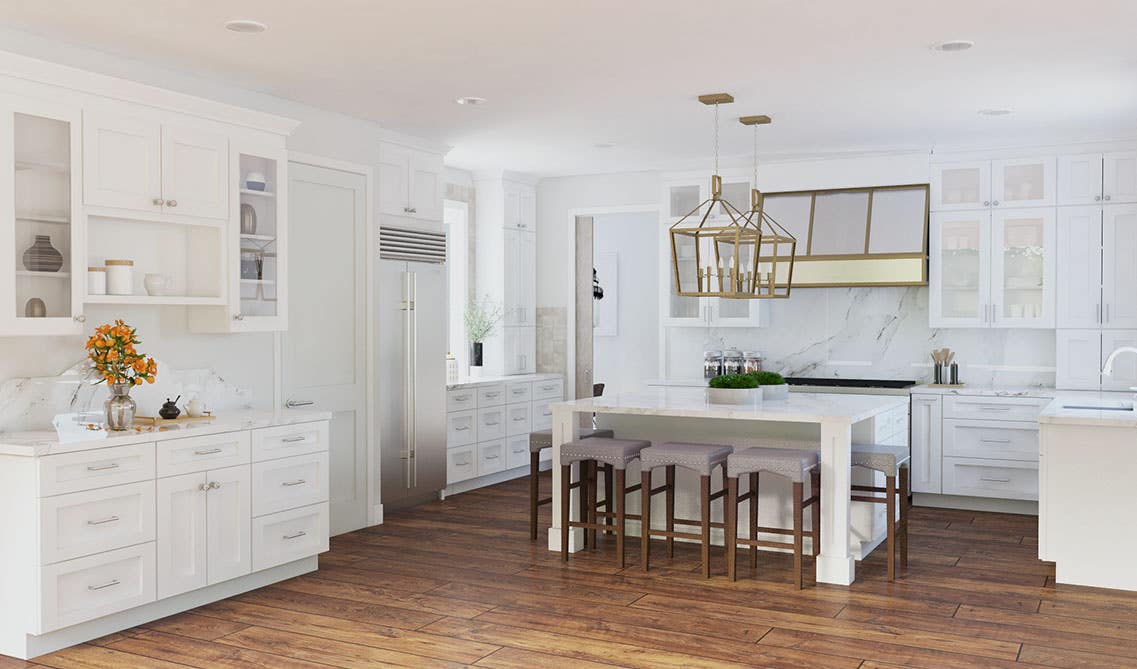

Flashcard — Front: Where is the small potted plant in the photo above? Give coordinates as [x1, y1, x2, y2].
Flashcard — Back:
[86, 320, 158, 430]
[464, 298, 503, 377]
[749, 370, 790, 401]
[706, 373, 763, 405]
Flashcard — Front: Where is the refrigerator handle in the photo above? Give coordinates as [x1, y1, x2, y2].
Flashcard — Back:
[403, 270, 413, 488]
[411, 270, 418, 488]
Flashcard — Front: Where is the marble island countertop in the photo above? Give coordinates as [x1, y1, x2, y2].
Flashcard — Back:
[0, 408, 332, 457]
[447, 372, 562, 390]
[909, 383, 1059, 397]
[1039, 391, 1137, 428]
[555, 387, 906, 424]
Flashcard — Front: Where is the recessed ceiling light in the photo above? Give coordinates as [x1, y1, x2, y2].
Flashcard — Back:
[977, 108, 1013, 116]
[225, 19, 267, 34]
[593, 142, 616, 149]
[455, 96, 487, 106]
[931, 39, 974, 52]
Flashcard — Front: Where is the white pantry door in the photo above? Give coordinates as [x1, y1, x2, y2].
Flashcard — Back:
[283, 161, 369, 536]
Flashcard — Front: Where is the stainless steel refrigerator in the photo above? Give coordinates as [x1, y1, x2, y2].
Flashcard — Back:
[378, 226, 447, 510]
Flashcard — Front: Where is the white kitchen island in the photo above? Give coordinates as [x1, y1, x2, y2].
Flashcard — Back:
[550, 388, 907, 586]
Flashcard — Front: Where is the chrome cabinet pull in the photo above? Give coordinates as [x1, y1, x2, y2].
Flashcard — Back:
[87, 515, 120, 526]
[455, 425, 470, 431]
[281, 479, 306, 487]
[992, 199, 1000, 206]
[282, 530, 307, 540]
[455, 396, 470, 402]
[484, 419, 500, 426]
[286, 399, 315, 408]
[1098, 303, 1102, 323]
[980, 438, 1012, 444]
[74, 314, 86, 323]
[1105, 195, 1112, 201]
[194, 448, 223, 455]
[512, 388, 525, 395]
[86, 462, 120, 472]
[512, 416, 526, 421]
[485, 391, 500, 398]
[983, 200, 990, 206]
[281, 436, 306, 443]
[166, 199, 177, 207]
[485, 454, 500, 460]
[234, 313, 245, 321]
[88, 579, 120, 591]
[979, 476, 1011, 483]
[1106, 304, 1111, 323]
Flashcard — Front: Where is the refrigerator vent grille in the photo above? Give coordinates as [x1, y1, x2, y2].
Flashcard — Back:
[379, 227, 447, 263]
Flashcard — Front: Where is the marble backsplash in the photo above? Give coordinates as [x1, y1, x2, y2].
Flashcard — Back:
[664, 286, 1056, 387]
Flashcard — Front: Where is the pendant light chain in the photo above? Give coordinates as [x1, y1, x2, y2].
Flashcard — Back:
[713, 102, 720, 176]
[752, 125, 759, 187]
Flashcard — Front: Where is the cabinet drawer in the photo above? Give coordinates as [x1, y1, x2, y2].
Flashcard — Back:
[40, 481, 156, 565]
[477, 384, 508, 407]
[942, 456, 1038, 500]
[943, 419, 1039, 462]
[252, 452, 329, 517]
[506, 381, 532, 403]
[532, 399, 555, 431]
[506, 403, 532, 436]
[158, 431, 250, 477]
[943, 395, 1050, 422]
[446, 388, 477, 412]
[252, 422, 327, 462]
[506, 434, 530, 469]
[446, 445, 477, 484]
[39, 442, 155, 497]
[477, 406, 506, 441]
[478, 440, 506, 477]
[40, 542, 156, 633]
[447, 409, 477, 446]
[252, 503, 329, 572]
[532, 378, 565, 401]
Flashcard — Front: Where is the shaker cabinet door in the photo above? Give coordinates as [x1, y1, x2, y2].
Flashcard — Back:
[156, 472, 208, 599]
[910, 395, 943, 494]
[1103, 151, 1137, 204]
[1102, 205, 1137, 329]
[206, 464, 252, 585]
[83, 111, 162, 213]
[1056, 206, 1103, 329]
[160, 125, 228, 219]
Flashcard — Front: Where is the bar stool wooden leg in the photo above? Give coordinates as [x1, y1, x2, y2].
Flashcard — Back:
[749, 472, 759, 569]
[586, 461, 598, 550]
[899, 465, 909, 570]
[793, 481, 804, 590]
[885, 474, 896, 582]
[700, 474, 711, 578]
[726, 476, 738, 581]
[665, 465, 676, 558]
[615, 467, 627, 568]
[560, 464, 571, 561]
[530, 451, 540, 541]
[604, 464, 614, 536]
[640, 468, 652, 572]
[810, 468, 821, 558]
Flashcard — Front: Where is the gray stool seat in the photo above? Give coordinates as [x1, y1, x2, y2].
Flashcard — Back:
[560, 438, 650, 469]
[529, 428, 614, 452]
[641, 442, 733, 476]
[728, 446, 819, 482]
[851, 443, 910, 477]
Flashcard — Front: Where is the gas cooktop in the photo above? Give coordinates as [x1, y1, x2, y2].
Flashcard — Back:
[783, 377, 917, 390]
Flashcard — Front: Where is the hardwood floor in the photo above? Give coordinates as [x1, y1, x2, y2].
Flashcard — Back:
[10, 473, 1137, 668]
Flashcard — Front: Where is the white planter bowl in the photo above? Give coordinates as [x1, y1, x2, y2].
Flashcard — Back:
[706, 387, 762, 406]
[761, 384, 790, 401]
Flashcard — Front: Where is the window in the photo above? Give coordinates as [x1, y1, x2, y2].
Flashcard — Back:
[444, 200, 469, 373]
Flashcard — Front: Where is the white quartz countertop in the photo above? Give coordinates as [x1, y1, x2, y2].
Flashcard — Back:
[646, 379, 911, 396]
[1039, 392, 1137, 428]
[910, 384, 1058, 397]
[554, 388, 905, 424]
[0, 409, 332, 457]
[447, 372, 562, 390]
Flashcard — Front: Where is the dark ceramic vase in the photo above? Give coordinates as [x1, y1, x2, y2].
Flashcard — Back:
[470, 342, 483, 368]
[23, 235, 64, 272]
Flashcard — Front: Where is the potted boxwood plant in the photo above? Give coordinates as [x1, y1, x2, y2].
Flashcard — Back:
[706, 373, 763, 405]
[464, 298, 503, 377]
[749, 370, 790, 401]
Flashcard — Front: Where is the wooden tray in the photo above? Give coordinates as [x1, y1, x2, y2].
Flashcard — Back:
[133, 414, 215, 426]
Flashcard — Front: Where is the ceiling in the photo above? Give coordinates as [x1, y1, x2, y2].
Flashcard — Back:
[3, 0, 1137, 176]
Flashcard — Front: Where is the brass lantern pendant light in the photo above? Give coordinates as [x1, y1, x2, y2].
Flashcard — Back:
[669, 94, 796, 299]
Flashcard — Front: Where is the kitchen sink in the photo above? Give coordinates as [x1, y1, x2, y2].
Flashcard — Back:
[1061, 403, 1134, 412]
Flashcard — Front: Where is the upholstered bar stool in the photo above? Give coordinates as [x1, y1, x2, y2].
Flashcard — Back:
[850, 443, 910, 581]
[529, 428, 614, 540]
[560, 437, 651, 567]
[724, 446, 820, 589]
[639, 442, 733, 578]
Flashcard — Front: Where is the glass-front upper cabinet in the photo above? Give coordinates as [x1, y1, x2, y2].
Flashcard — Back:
[232, 142, 286, 330]
[0, 97, 83, 336]
[990, 208, 1055, 328]
[931, 157, 1054, 211]
[930, 211, 989, 327]
[930, 161, 990, 211]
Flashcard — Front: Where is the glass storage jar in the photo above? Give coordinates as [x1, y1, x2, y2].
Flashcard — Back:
[703, 350, 724, 379]
[723, 348, 744, 375]
[742, 351, 763, 373]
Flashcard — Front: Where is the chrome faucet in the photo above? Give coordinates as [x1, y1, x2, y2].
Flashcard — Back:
[1102, 346, 1137, 377]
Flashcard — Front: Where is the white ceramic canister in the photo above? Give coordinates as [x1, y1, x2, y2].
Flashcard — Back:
[87, 266, 107, 295]
[105, 259, 134, 295]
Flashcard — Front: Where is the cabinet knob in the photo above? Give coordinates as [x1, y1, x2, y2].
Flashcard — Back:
[166, 199, 178, 208]
[403, 206, 412, 213]
[409, 207, 417, 214]
[983, 200, 990, 206]
[73, 314, 86, 323]
[152, 197, 165, 206]
[1095, 195, 1102, 202]
[233, 314, 244, 321]
[992, 200, 1000, 206]
[1105, 195, 1112, 201]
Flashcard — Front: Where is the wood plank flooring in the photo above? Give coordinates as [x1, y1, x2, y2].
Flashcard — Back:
[10, 473, 1137, 668]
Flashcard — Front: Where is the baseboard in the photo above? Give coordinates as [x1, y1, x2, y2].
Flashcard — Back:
[12, 557, 317, 660]
[914, 492, 1038, 516]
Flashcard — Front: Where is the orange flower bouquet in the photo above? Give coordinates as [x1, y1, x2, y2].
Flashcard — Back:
[86, 320, 157, 430]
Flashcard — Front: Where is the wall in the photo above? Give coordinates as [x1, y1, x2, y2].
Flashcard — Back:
[0, 28, 435, 409]
[592, 212, 660, 396]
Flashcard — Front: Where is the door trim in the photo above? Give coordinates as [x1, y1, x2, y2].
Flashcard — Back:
[564, 205, 658, 400]
[283, 151, 380, 527]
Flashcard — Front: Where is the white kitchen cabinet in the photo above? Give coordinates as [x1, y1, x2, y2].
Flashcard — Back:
[910, 394, 943, 494]
[84, 111, 228, 220]
[930, 209, 1054, 328]
[931, 158, 1053, 211]
[1056, 206, 1104, 328]
[1103, 152, 1137, 204]
[1057, 152, 1137, 205]
[0, 96, 85, 336]
[503, 181, 536, 231]
[1056, 329, 1103, 390]
[378, 141, 442, 221]
[503, 228, 536, 326]
[155, 464, 251, 599]
[1102, 205, 1137, 329]
[502, 325, 536, 374]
